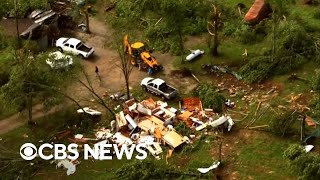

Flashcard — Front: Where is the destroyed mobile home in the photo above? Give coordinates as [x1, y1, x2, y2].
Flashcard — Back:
[52, 97, 234, 175]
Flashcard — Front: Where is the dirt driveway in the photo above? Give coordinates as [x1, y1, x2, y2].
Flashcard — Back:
[69, 17, 199, 102]
[0, 17, 199, 135]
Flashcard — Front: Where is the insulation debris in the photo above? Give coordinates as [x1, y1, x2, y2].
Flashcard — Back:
[197, 161, 220, 174]
[55, 159, 80, 176]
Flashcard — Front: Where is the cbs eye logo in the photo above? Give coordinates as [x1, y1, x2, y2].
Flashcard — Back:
[20, 143, 37, 160]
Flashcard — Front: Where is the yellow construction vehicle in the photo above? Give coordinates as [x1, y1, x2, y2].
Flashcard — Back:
[123, 35, 162, 73]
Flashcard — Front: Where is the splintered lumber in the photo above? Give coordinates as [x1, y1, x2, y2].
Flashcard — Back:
[191, 73, 200, 83]
[227, 109, 248, 116]
[245, 105, 270, 128]
[177, 111, 193, 127]
[248, 125, 269, 129]
[155, 17, 163, 26]
[255, 101, 262, 116]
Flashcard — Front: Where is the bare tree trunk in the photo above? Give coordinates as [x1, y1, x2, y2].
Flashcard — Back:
[212, 7, 219, 56]
[208, 5, 220, 57]
[14, 0, 21, 48]
[271, 11, 276, 62]
[218, 139, 222, 162]
[300, 115, 306, 142]
[178, 29, 184, 63]
[118, 46, 133, 100]
[212, 35, 218, 56]
[85, 12, 90, 34]
[27, 95, 33, 124]
[125, 79, 130, 99]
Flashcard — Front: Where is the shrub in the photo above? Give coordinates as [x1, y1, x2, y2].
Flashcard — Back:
[269, 111, 299, 137]
[116, 159, 183, 180]
[283, 144, 305, 161]
[277, 21, 315, 59]
[193, 83, 225, 113]
[284, 144, 320, 180]
[175, 121, 192, 137]
[314, 10, 320, 20]
[312, 70, 320, 93]
[234, 24, 259, 44]
[239, 56, 274, 83]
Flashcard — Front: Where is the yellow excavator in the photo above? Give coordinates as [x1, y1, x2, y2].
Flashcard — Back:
[123, 35, 163, 73]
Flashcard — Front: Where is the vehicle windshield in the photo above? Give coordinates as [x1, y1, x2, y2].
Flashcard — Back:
[76, 42, 83, 49]
[147, 56, 153, 61]
[63, 38, 69, 44]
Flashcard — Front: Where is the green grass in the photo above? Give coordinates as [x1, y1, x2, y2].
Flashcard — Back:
[233, 133, 297, 179]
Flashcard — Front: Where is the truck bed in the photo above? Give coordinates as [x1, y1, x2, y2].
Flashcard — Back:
[159, 84, 176, 94]
[77, 44, 92, 52]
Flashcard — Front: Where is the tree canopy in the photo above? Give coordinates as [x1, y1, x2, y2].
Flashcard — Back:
[110, 0, 214, 54]
[0, 48, 79, 122]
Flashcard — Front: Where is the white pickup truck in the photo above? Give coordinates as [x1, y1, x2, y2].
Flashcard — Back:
[141, 77, 178, 100]
[55, 38, 94, 58]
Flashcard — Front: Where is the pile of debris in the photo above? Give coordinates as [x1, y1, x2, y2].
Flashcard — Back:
[50, 97, 235, 175]
[110, 98, 189, 159]
[177, 98, 234, 132]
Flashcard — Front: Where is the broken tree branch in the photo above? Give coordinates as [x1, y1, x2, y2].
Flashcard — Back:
[255, 101, 262, 116]
[207, 21, 215, 36]
[248, 125, 269, 129]
[155, 17, 163, 26]
[227, 109, 248, 116]
[191, 73, 200, 83]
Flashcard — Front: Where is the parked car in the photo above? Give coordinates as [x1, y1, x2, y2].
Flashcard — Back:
[46, 51, 73, 69]
[55, 37, 94, 58]
[141, 77, 177, 100]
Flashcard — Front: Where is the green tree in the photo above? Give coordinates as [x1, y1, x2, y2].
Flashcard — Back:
[0, 48, 77, 124]
[110, 0, 212, 54]
[160, 0, 186, 61]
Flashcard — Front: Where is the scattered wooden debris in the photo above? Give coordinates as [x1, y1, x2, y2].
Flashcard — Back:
[248, 125, 269, 129]
[191, 73, 200, 83]
[154, 17, 163, 26]
[255, 101, 262, 116]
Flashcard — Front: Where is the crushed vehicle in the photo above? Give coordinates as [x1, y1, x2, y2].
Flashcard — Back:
[46, 51, 73, 69]
[55, 37, 94, 58]
[141, 77, 178, 100]
[123, 35, 163, 72]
